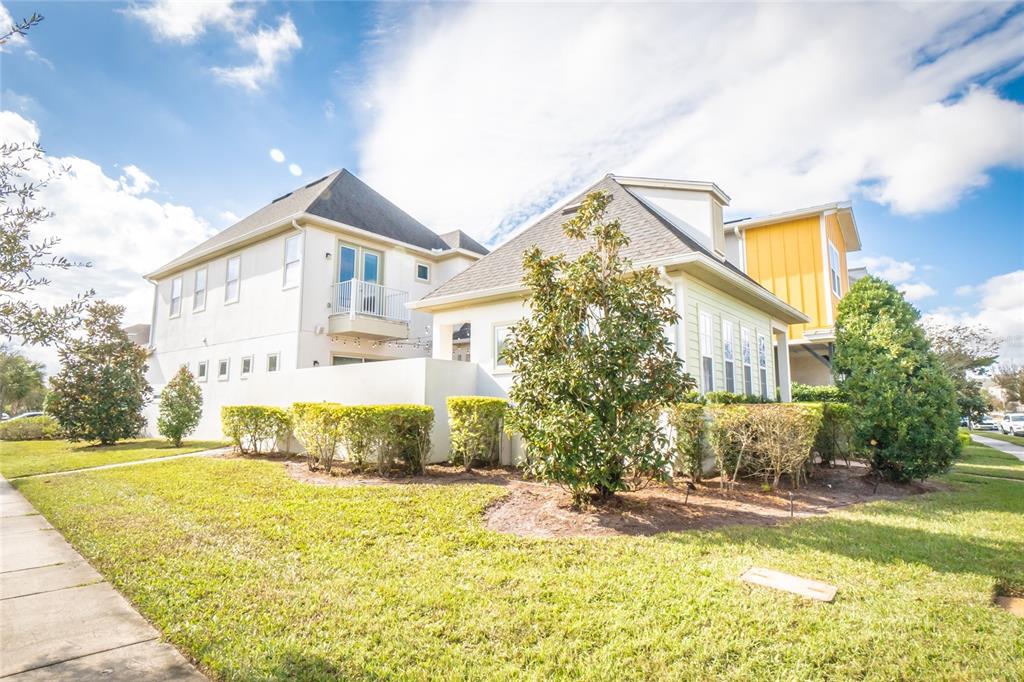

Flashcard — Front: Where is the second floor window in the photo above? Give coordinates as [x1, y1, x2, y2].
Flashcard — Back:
[283, 235, 302, 289]
[416, 262, 430, 282]
[829, 241, 842, 297]
[194, 268, 207, 311]
[225, 256, 240, 303]
[169, 277, 182, 317]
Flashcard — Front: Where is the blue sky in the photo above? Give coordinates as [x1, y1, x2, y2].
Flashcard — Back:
[1, 1, 1022, 368]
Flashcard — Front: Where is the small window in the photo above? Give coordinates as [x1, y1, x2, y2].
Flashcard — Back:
[828, 242, 842, 297]
[415, 262, 430, 282]
[197, 360, 208, 382]
[722, 319, 735, 394]
[193, 268, 207, 311]
[332, 356, 364, 366]
[741, 328, 753, 396]
[283, 235, 302, 289]
[494, 325, 511, 371]
[240, 355, 253, 378]
[266, 353, 279, 372]
[217, 359, 230, 380]
[169, 277, 182, 317]
[225, 256, 240, 303]
[757, 334, 769, 399]
[699, 311, 714, 393]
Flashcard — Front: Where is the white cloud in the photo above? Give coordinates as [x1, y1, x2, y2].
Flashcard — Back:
[288, 163, 302, 177]
[218, 210, 240, 225]
[125, 0, 253, 44]
[0, 1, 26, 50]
[211, 16, 301, 92]
[0, 110, 214, 370]
[924, 270, 1024, 365]
[898, 282, 937, 302]
[358, 3, 1024, 242]
[851, 256, 917, 283]
[128, 3, 300, 92]
[269, 148, 285, 163]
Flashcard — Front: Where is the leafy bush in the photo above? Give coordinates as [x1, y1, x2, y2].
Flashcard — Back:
[705, 391, 773, 405]
[813, 402, 855, 467]
[221, 406, 291, 455]
[0, 415, 61, 441]
[336, 405, 434, 475]
[666, 403, 707, 481]
[157, 366, 203, 446]
[791, 383, 843, 403]
[291, 402, 344, 472]
[833, 276, 961, 482]
[46, 301, 151, 445]
[707, 405, 756, 486]
[447, 397, 506, 471]
[957, 429, 971, 448]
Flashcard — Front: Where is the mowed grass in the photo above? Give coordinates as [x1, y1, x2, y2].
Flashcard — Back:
[13, 445, 1024, 681]
[973, 430, 1024, 447]
[951, 442, 1024, 482]
[0, 439, 225, 478]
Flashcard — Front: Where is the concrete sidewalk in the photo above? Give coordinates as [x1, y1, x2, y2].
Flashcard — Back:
[0, 477, 205, 680]
[12, 446, 233, 480]
[971, 434, 1024, 462]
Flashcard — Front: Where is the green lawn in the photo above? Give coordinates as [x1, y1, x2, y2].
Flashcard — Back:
[12, 444, 1024, 681]
[973, 430, 1024, 447]
[0, 439, 225, 478]
[952, 441, 1024, 482]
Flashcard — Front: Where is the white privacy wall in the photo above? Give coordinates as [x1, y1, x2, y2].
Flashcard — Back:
[144, 358, 481, 462]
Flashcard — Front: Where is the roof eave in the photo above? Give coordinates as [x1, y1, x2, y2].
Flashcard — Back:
[611, 175, 731, 206]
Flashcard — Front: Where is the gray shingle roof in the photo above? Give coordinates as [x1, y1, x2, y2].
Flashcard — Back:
[424, 175, 759, 300]
[153, 169, 451, 276]
[439, 229, 490, 256]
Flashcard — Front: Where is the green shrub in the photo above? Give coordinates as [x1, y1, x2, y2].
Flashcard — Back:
[680, 390, 705, 405]
[448, 397, 506, 471]
[705, 391, 773, 405]
[0, 415, 61, 441]
[957, 428, 971, 448]
[791, 383, 842, 403]
[706, 404, 755, 486]
[666, 403, 707, 481]
[221, 406, 291, 455]
[813, 402, 855, 467]
[157, 366, 203, 447]
[336, 405, 434, 475]
[291, 403, 345, 472]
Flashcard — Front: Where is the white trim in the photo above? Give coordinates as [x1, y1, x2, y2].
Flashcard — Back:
[415, 261, 431, 283]
[224, 255, 241, 304]
[820, 215, 833, 326]
[192, 267, 207, 312]
[282, 233, 302, 290]
[196, 360, 208, 383]
[240, 355, 253, 379]
[266, 352, 280, 373]
[169, 276, 183, 318]
[611, 175, 731, 205]
[217, 358, 230, 381]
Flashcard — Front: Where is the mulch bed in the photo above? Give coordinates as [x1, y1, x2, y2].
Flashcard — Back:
[276, 457, 942, 538]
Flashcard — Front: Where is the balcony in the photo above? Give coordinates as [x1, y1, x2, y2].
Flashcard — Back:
[328, 280, 410, 339]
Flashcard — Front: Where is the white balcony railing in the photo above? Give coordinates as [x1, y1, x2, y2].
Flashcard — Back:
[331, 280, 410, 323]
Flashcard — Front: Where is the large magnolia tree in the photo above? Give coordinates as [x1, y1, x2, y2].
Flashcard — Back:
[504, 191, 693, 505]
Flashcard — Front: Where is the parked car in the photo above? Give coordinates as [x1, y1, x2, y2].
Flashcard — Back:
[1000, 413, 1024, 436]
[7, 411, 44, 421]
[0, 412, 9, 421]
[973, 416, 999, 431]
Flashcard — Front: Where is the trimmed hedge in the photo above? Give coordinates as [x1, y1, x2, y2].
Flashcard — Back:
[792, 383, 843, 403]
[666, 403, 707, 481]
[221, 406, 291, 455]
[447, 397, 506, 471]
[291, 403, 345, 472]
[0, 415, 61, 441]
[705, 391, 774, 405]
[813, 402, 855, 467]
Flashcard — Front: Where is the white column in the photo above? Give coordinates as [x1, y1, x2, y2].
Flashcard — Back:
[775, 327, 792, 402]
[432, 322, 454, 360]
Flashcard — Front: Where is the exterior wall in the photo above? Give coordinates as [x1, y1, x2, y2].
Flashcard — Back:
[790, 345, 834, 386]
[824, 213, 849, 320]
[143, 358, 480, 463]
[678, 272, 777, 399]
[628, 187, 725, 254]
[743, 215, 831, 342]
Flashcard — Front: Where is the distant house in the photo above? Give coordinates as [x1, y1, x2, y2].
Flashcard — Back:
[412, 174, 811, 401]
[123, 323, 151, 347]
[725, 203, 862, 385]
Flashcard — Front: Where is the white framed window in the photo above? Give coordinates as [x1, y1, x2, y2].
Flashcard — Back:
[415, 262, 431, 283]
[196, 360, 208, 382]
[225, 256, 240, 303]
[828, 241, 842, 297]
[757, 333, 770, 399]
[741, 327, 753, 396]
[331, 355, 380, 365]
[722, 319, 736, 394]
[193, 267, 207, 312]
[283, 235, 302, 289]
[217, 358, 230, 381]
[494, 324, 511, 371]
[169, 277, 182, 318]
[699, 311, 714, 393]
[240, 355, 253, 379]
[266, 353, 279, 372]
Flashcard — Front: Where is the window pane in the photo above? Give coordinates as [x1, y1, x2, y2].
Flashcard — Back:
[284, 261, 300, 288]
[197, 362, 207, 378]
[363, 252, 380, 283]
[417, 263, 429, 280]
[225, 257, 240, 302]
[241, 357, 251, 374]
[760, 369, 769, 399]
[494, 326, 510, 368]
[332, 356, 362, 365]
[194, 269, 207, 310]
[227, 257, 239, 281]
[285, 235, 300, 262]
[218, 360, 228, 377]
[725, 360, 735, 392]
[744, 366, 753, 396]
[702, 356, 714, 392]
[339, 246, 356, 282]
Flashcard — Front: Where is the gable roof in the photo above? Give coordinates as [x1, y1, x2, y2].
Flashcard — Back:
[422, 174, 759, 301]
[149, 169, 453, 278]
[730, 201, 862, 252]
[439, 229, 490, 256]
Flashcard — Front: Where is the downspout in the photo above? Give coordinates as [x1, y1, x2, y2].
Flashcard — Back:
[658, 266, 684, 366]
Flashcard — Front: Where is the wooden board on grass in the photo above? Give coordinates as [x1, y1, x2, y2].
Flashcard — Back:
[741, 567, 837, 602]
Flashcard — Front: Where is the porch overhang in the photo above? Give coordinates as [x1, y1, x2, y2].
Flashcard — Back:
[328, 316, 409, 340]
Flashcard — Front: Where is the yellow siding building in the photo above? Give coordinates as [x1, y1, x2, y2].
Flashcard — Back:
[726, 203, 861, 385]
